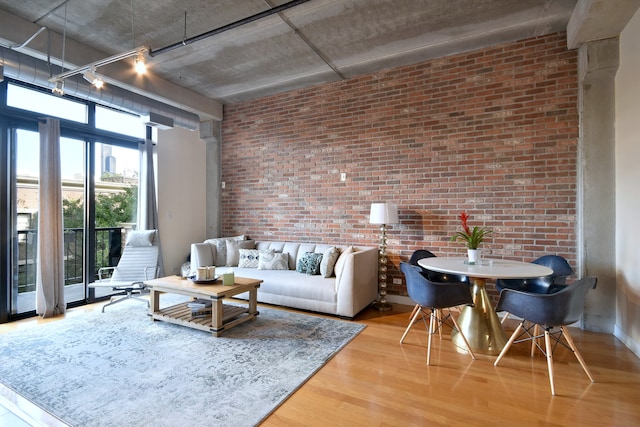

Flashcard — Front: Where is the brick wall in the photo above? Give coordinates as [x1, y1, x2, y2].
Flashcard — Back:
[221, 32, 578, 301]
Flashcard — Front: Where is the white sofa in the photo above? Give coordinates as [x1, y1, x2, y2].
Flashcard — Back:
[190, 239, 379, 319]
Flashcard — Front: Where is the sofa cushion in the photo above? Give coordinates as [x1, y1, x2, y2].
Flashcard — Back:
[225, 239, 256, 266]
[233, 268, 337, 303]
[258, 251, 289, 270]
[296, 252, 323, 275]
[320, 246, 340, 278]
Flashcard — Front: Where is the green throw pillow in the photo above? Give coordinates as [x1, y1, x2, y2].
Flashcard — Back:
[296, 252, 323, 275]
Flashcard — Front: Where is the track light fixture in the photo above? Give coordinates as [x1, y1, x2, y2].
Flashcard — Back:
[83, 67, 104, 88]
[52, 80, 64, 96]
[48, 46, 148, 91]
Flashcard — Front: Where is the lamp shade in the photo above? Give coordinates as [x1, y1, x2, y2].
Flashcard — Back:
[369, 202, 399, 225]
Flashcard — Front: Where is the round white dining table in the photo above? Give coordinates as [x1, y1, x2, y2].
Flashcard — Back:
[418, 257, 553, 355]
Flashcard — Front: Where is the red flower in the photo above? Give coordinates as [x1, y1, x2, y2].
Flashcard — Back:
[459, 212, 471, 235]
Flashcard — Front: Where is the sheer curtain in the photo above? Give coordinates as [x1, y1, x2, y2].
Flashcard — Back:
[36, 118, 66, 317]
[138, 139, 164, 276]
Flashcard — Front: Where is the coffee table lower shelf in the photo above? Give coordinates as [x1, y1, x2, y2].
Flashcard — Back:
[150, 302, 257, 336]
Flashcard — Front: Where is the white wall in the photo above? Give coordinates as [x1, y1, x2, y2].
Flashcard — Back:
[156, 127, 207, 275]
[615, 7, 640, 357]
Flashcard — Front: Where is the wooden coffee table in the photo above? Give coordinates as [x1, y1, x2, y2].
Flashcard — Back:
[144, 275, 262, 336]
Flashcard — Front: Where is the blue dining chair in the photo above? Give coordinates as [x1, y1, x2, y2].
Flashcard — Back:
[495, 255, 574, 324]
[402, 250, 470, 344]
[399, 262, 476, 365]
[495, 255, 574, 294]
[493, 276, 597, 396]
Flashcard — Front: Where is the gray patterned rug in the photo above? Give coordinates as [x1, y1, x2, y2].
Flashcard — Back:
[0, 296, 365, 427]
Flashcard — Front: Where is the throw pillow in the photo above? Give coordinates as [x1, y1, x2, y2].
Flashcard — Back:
[239, 249, 273, 268]
[125, 230, 155, 247]
[334, 246, 354, 282]
[258, 252, 289, 270]
[320, 246, 340, 278]
[225, 239, 256, 266]
[204, 235, 247, 266]
[296, 252, 323, 275]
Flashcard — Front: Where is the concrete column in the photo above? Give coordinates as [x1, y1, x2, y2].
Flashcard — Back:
[577, 38, 619, 333]
[200, 120, 222, 239]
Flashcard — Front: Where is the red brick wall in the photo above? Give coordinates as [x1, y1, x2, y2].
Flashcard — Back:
[221, 32, 578, 301]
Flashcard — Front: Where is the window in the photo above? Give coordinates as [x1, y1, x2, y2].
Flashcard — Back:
[7, 84, 88, 123]
[96, 105, 147, 138]
[2, 80, 147, 319]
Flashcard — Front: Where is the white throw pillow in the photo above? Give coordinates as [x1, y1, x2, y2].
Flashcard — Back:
[125, 230, 155, 247]
[239, 249, 274, 268]
[258, 252, 289, 270]
[334, 246, 354, 281]
[320, 246, 340, 278]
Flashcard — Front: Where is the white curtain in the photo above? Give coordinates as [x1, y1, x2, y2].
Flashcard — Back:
[36, 118, 66, 317]
[138, 139, 164, 276]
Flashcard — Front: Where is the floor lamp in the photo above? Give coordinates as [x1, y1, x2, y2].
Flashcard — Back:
[370, 202, 399, 311]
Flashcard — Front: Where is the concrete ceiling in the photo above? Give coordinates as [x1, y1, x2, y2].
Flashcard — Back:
[0, 0, 581, 109]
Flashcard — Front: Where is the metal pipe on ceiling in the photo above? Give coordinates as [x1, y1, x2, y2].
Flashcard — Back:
[149, 0, 312, 57]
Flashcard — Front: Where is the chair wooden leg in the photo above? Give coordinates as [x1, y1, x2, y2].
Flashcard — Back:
[400, 305, 423, 344]
[449, 308, 475, 361]
[531, 324, 540, 357]
[545, 330, 556, 396]
[500, 312, 510, 325]
[409, 303, 419, 319]
[494, 322, 524, 366]
[561, 326, 595, 383]
[426, 310, 436, 365]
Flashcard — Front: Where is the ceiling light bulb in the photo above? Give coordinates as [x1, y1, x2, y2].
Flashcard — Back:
[52, 80, 64, 96]
[135, 53, 146, 74]
[83, 68, 104, 89]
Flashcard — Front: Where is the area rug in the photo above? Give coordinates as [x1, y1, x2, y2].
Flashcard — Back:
[0, 296, 365, 427]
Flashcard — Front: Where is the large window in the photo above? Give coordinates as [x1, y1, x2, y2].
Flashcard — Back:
[7, 84, 88, 123]
[2, 81, 148, 319]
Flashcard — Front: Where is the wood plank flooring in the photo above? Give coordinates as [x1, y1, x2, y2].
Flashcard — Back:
[1, 302, 639, 426]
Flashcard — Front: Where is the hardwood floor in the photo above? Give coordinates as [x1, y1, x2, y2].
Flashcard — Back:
[1, 302, 639, 426]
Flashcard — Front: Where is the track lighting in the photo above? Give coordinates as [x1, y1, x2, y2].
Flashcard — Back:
[52, 80, 64, 96]
[48, 46, 148, 88]
[83, 67, 104, 88]
[135, 52, 146, 74]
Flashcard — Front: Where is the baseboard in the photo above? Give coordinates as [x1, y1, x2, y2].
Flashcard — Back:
[614, 325, 640, 359]
[385, 294, 412, 306]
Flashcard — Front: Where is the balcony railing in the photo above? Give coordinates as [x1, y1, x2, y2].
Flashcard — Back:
[17, 227, 123, 294]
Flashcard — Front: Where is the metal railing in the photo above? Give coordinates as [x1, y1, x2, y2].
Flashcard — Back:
[16, 227, 123, 293]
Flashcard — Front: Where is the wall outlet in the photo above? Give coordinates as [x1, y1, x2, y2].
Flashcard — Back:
[221, 181, 226, 189]
[393, 278, 402, 285]
[340, 172, 346, 181]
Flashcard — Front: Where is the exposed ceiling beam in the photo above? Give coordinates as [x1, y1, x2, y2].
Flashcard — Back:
[567, 0, 640, 49]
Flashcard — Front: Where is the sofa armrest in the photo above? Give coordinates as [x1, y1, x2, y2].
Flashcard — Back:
[190, 243, 215, 274]
[335, 247, 379, 318]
